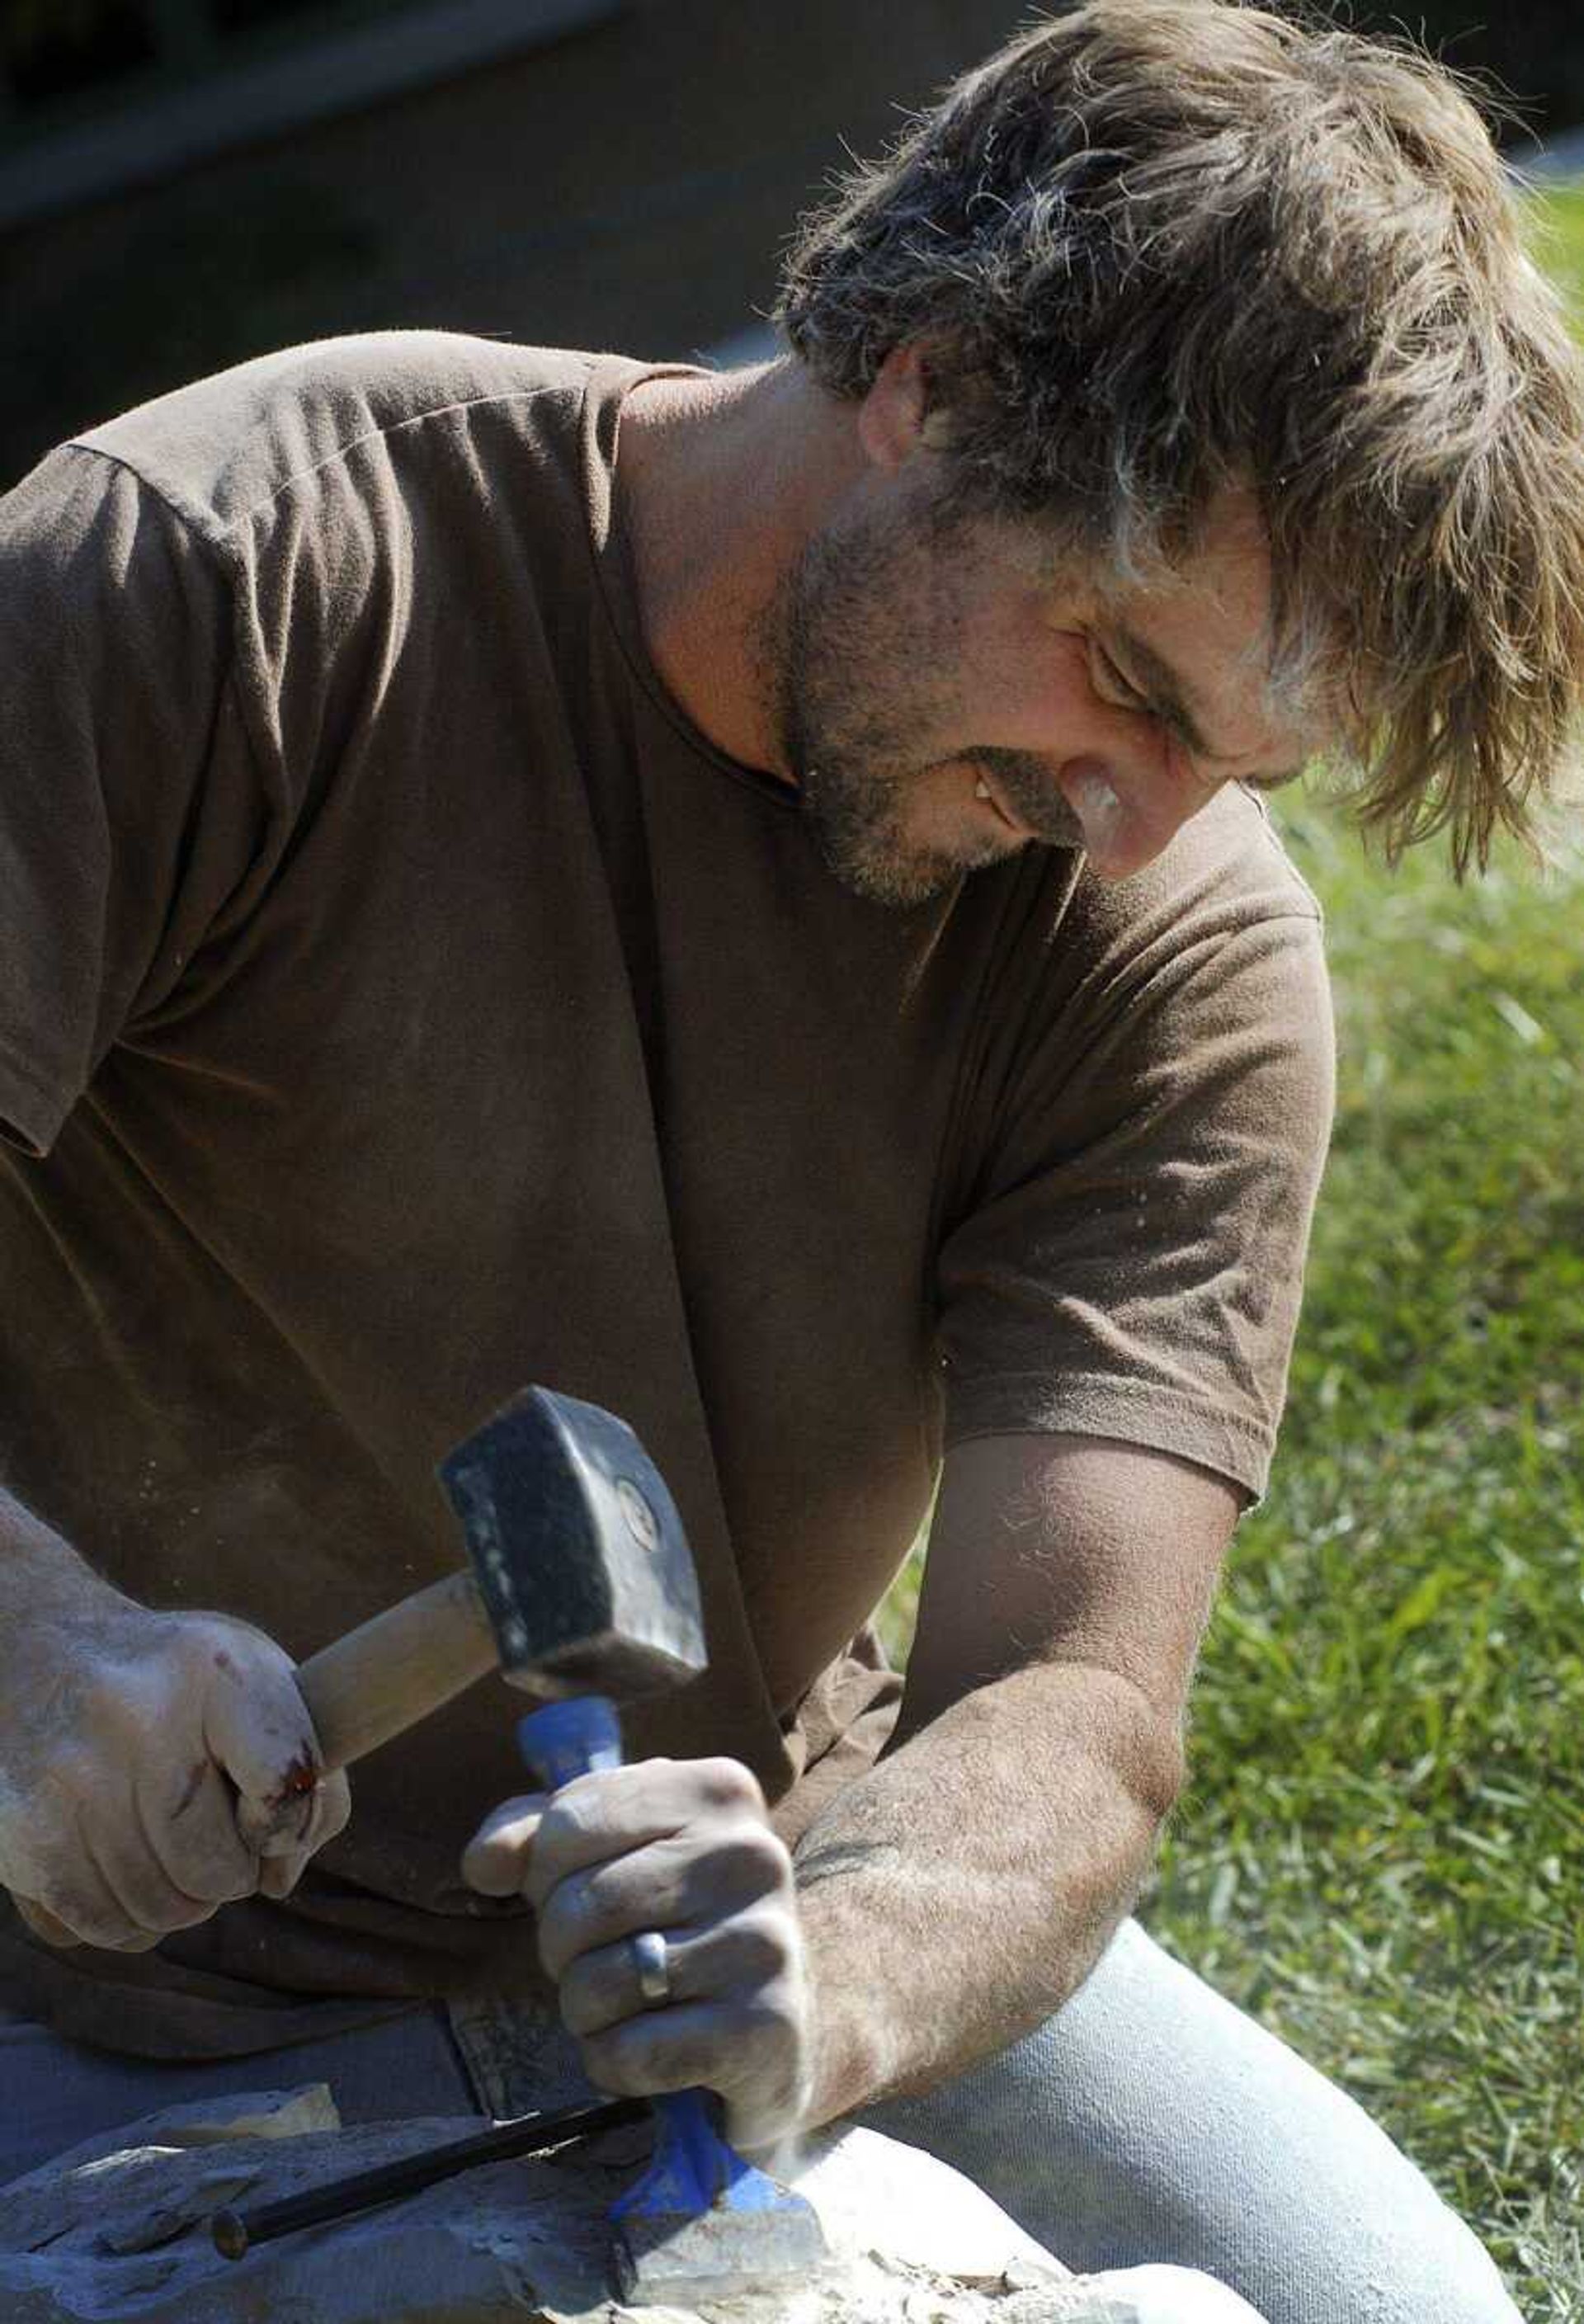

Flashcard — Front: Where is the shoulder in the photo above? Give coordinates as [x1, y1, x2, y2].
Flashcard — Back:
[62, 335, 625, 545]
[989, 785, 1335, 1149]
[1034, 783, 1331, 1042]
[1077, 783, 1323, 950]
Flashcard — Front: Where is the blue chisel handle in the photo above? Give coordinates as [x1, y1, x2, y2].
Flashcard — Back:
[516, 1699, 763, 2214]
[518, 1694, 625, 1786]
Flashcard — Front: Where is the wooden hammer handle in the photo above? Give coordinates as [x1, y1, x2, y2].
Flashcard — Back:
[294, 1570, 498, 1773]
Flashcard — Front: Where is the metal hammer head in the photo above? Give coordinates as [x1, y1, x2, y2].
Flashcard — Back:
[437, 1387, 707, 1703]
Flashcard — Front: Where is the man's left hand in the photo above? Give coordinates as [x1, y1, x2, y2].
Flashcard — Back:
[461, 1756, 812, 2152]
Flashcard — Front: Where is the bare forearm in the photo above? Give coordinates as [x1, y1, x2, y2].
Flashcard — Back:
[793, 1658, 1183, 2127]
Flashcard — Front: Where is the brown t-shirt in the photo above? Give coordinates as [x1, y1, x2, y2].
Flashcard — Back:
[0, 334, 1333, 2055]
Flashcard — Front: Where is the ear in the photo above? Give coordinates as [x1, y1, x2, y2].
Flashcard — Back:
[856, 345, 955, 469]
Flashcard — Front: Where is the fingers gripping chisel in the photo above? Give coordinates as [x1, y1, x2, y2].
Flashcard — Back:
[280, 1386, 824, 2303]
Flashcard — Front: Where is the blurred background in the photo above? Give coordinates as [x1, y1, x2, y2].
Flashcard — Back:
[0, 0, 1054, 484]
[4, 0, 1584, 488]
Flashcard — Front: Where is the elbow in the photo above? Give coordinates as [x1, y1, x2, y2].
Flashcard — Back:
[1137, 1728, 1189, 1828]
[1115, 1695, 1190, 1831]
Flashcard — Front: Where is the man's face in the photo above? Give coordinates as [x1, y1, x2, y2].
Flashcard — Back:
[764, 471, 1314, 904]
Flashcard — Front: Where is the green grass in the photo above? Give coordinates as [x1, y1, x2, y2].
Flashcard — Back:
[879, 185, 1584, 2321]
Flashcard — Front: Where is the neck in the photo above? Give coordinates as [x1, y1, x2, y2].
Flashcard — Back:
[615, 358, 861, 776]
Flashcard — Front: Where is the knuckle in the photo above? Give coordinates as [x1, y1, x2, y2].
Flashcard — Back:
[575, 1858, 632, 1929]
[618, 1756, 675, 1787]
[167, 1616, 260, 1695]
[160, 1615, 220, 1676]
[732, 1910, 799, 1983]
[536, 1870, 609, 1978]
[741, 1822, 792, 1879]
[526, 1794, 604, 1891]
[693, 1826, 791, 1903]
[191, 1610, 280, 1668]
[542, 1774, 610, 1841]
[556, 1958, 612, 2038]
[540, 1796, 587, 1851]
[736, 1988, 804, 2051]
[69, 1670, 148, 1744]
[693, 1758, 765, 1817]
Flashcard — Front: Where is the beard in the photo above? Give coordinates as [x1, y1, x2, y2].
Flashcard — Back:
[757, 483, 1083, 907]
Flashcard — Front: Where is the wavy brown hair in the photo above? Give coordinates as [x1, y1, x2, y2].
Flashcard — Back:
[776, 0, 1584, 870]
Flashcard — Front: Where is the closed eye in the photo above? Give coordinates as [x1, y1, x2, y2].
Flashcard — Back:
[1088, 637, 1152, 716]
[1088, 637, 1201, 759]
[1090, 619, 1303, 784]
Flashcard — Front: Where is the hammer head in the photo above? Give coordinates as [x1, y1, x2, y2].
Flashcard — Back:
[438, 1388, 707, 1703]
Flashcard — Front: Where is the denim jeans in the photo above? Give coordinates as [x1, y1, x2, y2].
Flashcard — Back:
[0, 1921, 1519, 2322]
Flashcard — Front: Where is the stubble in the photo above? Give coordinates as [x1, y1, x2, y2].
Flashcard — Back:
[757, 489, 1081, 903]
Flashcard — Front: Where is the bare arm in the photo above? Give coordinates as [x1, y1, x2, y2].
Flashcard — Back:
[794, 1431, 1238, 2125]
[461, 1430, 1236, 2150]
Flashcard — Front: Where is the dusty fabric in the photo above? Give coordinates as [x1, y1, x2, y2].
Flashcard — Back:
[0, 334, 1332, 2054]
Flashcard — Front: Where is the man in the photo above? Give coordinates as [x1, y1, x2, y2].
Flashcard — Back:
[0, 3, 1579, 2319]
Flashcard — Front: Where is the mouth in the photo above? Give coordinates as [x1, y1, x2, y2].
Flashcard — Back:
[964, 757, 1091, 851]
[969, 765, 1035, 841]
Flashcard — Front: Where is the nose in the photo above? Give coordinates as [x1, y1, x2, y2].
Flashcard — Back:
[1054, 740, 1213, 879]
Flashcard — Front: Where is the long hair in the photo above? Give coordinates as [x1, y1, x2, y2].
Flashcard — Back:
[777, 1, 1584, 869]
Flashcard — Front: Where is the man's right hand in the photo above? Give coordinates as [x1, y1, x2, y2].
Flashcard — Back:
[0, 1601, 350, 1953]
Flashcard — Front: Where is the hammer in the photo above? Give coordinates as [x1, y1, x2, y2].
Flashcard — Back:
[290, 1387, 825, 2303]
[291, 1388, 707, 1770]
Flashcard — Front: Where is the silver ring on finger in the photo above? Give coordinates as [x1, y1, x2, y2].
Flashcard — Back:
[629, 1929, 672, 2008]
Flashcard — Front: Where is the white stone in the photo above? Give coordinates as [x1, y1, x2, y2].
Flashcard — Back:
[785, 2124, 1067, 2284]
[1049, 2266, 1270, 2323]
[0, 2089, 1269, 2324]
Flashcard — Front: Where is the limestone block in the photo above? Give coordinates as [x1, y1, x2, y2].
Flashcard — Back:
[0, 2087, 1267, 2324]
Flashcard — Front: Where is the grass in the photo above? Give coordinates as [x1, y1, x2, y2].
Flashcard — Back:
[879, 181, 1584, 2324]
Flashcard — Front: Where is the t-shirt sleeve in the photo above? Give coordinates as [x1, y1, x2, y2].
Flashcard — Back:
[0, 445, 241, 1156]
[936, 852, 1335, 1501]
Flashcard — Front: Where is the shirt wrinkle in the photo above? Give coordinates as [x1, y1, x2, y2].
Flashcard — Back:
[0, 332, 1334, 2053]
